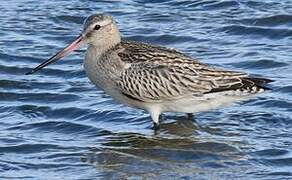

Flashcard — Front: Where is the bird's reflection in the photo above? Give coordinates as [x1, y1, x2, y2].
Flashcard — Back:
[81, 115, 246, 178]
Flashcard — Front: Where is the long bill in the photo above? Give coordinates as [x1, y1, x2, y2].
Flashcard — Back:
[26, 35, 83, 75]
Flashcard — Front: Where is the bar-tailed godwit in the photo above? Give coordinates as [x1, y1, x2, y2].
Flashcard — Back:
[26, 13, 273, 128]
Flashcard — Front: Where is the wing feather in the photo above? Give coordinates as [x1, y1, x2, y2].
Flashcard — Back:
[115, 41, 272, 102]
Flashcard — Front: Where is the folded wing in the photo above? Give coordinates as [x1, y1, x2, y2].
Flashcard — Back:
[116, 41, 272, 102]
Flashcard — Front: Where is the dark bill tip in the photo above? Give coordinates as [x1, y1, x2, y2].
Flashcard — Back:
[25, 35, 83, 75]
[25, 71, 34, 75]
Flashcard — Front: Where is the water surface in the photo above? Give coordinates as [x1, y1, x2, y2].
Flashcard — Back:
[1, 0, 292, 179]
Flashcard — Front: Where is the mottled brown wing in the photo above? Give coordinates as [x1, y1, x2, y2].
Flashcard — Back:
[118, 62, 202, 102]
[117, 62, 255, 102]
[116, 41, 271, 102]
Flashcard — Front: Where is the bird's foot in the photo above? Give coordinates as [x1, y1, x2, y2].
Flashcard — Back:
[187, 113, 194, 120]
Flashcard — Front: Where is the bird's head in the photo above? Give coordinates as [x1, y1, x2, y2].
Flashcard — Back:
[26, 13, 120, 75]
[82, 13, 120, 47]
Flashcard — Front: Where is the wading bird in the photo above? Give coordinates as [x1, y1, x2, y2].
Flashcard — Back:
[26, 13, 272, 128]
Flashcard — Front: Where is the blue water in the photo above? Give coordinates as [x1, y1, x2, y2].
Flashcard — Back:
[1, 0, 292, 179]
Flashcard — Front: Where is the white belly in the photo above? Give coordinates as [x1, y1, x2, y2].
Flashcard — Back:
[159, 92, 250, 113]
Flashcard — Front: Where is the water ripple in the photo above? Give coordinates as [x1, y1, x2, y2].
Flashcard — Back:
[220, 25, 292, 39]
[239, 14, 292, 27]
[230, 59, 288, 69]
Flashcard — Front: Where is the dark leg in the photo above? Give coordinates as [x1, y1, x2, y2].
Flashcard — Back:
[187, 113, 194, 120]
[152, 121, 160, 130]
[150, 111, 161, 130]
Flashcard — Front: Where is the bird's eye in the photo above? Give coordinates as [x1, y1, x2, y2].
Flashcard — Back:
[94, 25, 101, 30]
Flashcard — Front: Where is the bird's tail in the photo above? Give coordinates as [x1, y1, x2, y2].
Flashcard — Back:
[243, 77, 274, 90]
